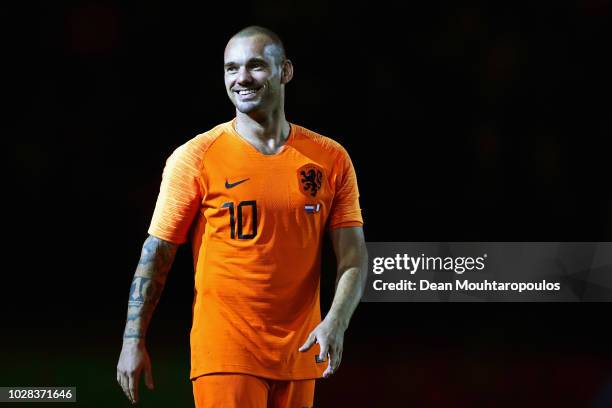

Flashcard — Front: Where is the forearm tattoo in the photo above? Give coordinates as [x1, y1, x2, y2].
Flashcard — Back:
[123, 235, 178, 340]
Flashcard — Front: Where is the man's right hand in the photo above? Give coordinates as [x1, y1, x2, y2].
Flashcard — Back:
[117, 339, 155, 404]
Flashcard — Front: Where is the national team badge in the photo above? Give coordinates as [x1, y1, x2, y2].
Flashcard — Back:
[298, 164, 324, 198]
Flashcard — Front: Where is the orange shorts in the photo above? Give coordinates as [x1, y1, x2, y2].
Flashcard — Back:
[192, 373, 315, 408]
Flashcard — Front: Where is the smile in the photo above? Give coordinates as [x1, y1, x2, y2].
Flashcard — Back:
[235, 86, 262, 96]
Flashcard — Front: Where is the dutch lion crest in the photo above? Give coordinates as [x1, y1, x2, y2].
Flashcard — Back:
[298, 164, 324, 197]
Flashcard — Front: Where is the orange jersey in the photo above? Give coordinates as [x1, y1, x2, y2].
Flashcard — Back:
[148, 119, 363, 380]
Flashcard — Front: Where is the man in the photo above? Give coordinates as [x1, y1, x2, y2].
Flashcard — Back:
[117, 25, 368, 407]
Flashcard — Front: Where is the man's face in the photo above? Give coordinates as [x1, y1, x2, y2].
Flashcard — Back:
[223, 35, 288, 115]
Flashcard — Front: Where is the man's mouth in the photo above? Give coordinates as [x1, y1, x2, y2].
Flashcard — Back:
[235, 86, 262, 96]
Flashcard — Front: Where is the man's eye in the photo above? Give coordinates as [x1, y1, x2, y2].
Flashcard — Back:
[226, 67, 237, 73]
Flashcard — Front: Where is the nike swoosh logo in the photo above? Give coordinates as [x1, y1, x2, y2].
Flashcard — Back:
[225, 178, 250, 189]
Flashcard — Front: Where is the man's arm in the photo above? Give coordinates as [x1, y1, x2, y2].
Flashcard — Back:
[117, 235, 179, 404]
[299, 226, 368, 378]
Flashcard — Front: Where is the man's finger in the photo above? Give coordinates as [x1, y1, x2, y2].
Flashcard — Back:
[118, 372, 124, 394]
[332, 349, 342, 372]
[118, 372, 129, 401]
[144, 365, 155, 390]
[318, 341, 329, 363]
[323, 346, 336, 378]
[128, 370, 139, 404]
[126, 373, 134, 403]
[330, 346, 338, 371]
[322, 356, 333, 377]
[298, 332, 316, 352]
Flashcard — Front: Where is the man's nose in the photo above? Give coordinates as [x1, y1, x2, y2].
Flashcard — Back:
[237, 67, 253, 84]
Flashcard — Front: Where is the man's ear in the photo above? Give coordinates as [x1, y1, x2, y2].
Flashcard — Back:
[281, 59, 294, 84]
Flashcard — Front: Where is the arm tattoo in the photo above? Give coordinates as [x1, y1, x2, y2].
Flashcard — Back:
[123, 235, 178, 340]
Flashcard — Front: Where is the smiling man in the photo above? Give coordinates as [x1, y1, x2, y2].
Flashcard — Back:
[117, 26, 368, 408]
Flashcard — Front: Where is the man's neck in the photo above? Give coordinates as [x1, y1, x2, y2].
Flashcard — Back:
[234, 110, 291, 155]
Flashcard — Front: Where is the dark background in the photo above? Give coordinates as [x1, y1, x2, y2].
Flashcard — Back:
[4, 1, 612, 407]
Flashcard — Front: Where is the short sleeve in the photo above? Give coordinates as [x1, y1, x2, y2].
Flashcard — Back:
[328, 147, 363, 230]
[147, 143, 204, 244]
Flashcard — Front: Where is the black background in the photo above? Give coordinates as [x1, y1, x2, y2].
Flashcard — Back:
[4, 1, 612, 406]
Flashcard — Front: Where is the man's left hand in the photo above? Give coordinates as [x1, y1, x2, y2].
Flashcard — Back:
[298, 317, 345, 378]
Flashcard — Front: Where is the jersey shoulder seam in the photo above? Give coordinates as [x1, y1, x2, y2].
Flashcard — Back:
[182, 121, 231, 194]
[293, 124, 347, 154]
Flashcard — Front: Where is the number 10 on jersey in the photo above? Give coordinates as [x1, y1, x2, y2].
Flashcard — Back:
[221, 200, 258, 239]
